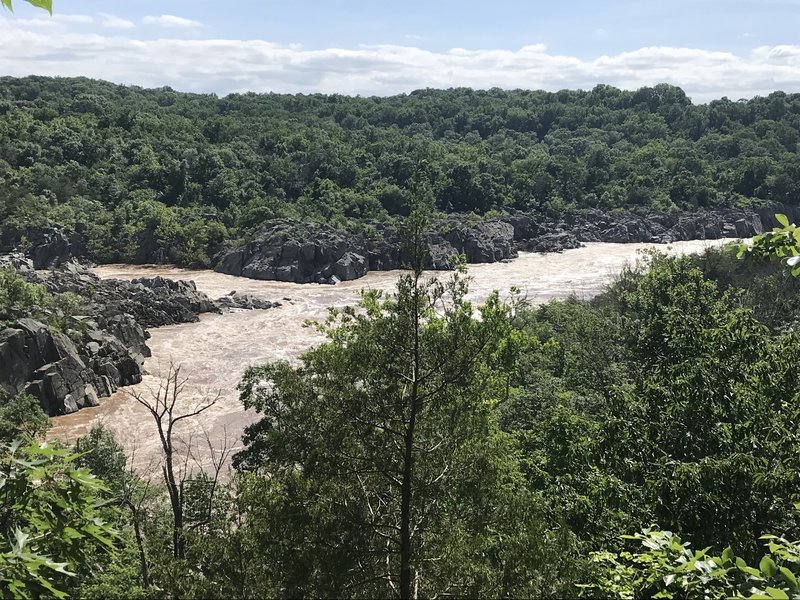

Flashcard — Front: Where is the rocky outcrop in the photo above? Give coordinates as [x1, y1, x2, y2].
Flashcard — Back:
[559, 208, 766, 245]
[215, 291, 281, 311]
[214, 207, 769, 283]
[0, 227, 85, 269]
[0, 317, 143, 415]
[427, 220, 517, 269]
[34, 267, 220, 329]
[214, 221, 370, 284]
[214, 217, 520, 283]
[0, 261, 278, 416]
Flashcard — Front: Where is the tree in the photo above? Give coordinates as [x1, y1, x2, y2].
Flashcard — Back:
[0, 391, 49, 440]
[234, 208, 563, 598]
[127, 364, 219, 561]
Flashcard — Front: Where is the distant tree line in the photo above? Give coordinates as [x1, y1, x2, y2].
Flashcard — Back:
[2, 77, 800, 265]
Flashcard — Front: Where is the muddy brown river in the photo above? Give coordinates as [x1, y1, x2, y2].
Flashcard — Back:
[48, 240, 735, 471]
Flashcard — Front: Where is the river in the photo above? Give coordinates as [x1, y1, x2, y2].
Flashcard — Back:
[48, 239, 735, 471]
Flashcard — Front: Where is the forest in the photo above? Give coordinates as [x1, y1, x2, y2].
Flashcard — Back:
[7, 1, 800, 597]
[5, 215, 800, 598]
[2, 76, 800, 265]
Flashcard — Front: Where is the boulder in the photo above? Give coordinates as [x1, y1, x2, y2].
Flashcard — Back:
[216, 291, 280, 311]
[0, 319, 111, 415]
[215, 221, 370, 283]
[334, 252, 369, 281]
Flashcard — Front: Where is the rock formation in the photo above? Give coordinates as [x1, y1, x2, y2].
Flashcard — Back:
[213, 207, 773, 283]
[0, 261, 279, 416]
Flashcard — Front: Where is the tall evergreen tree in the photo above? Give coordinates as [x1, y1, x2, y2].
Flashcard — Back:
[234, 207, 561, 597]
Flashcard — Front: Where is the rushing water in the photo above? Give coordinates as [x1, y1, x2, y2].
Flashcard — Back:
[48, 239, 736, 471]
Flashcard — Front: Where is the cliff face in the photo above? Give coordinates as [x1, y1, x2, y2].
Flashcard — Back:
[213, 208, 771, 283]
[0, 258, 279, 416]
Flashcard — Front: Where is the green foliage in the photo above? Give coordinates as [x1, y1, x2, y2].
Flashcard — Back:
[74, 425, 128, 493]
[0, 392, 49, 440]
[582, 528, 800, 599]
[234, 263, 575, 597]
[0, 439, 118, 599]
[740, 213, 800, 277]
[2, 78, 800, 264]
[503, 252, 800, 563]
[0, 268, 48, 321]
[1, 0, 52, 14]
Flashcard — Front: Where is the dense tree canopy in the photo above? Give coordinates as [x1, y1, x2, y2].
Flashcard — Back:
[2, 77, 800, 265]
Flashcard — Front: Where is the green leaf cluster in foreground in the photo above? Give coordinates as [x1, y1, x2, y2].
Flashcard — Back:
[1, 0, 52, 14]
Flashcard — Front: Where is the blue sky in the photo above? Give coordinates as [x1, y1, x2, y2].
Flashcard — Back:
[1, 0, 799, 101]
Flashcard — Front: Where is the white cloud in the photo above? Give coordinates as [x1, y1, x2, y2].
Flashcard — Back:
[99, 14, 135, 30]
[142, 14, 203, 29]
[0, 17, 798, 103]
[15, 13, 94, 27]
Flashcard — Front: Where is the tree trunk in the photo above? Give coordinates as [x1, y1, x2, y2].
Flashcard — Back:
[128, 503, 150, 589]
[400, 407, 417, 599]
[400, 272, 422, 600]
[164, 458, 185, 559]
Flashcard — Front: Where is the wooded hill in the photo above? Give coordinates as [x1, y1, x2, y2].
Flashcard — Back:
[1, 77, 799, 265]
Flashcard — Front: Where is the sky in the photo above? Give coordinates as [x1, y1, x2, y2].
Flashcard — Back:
[1, 0, 799, 103]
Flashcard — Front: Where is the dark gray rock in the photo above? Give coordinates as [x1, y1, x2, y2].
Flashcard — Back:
[0, 253, 34, 272]
[524, 232, 582, 253]
[334, 252, 369, 281]
[215, 291, 280, 311]
[0, 319, 106, 415]
[0, 227, 85, 269]
[215, 217, 519, 283]
[215, 221, 370, 284]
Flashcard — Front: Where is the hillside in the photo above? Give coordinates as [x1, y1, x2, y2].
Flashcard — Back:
[1, 77, 799, 267]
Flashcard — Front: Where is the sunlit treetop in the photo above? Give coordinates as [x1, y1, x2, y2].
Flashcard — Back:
[739, 213, 800, 276]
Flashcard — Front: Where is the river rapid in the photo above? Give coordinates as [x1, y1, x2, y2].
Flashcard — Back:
[48, 239, 735, 471]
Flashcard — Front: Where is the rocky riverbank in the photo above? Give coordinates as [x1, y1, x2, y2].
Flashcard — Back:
[0, 257, 279, 416]
[213, 207, 778, 283]
[1, 206, 787, 284]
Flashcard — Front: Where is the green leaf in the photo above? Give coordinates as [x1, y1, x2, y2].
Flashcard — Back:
[1, 0, 12, 11]
[761, 555, 778, 578]
[780, 567, 798, 591]
[23, 0, 51, 14]
[765, 587, 789, 599]
[722, 546, 734, 564]
[739, 564, 762, 577]
[776, 213, 790, 228]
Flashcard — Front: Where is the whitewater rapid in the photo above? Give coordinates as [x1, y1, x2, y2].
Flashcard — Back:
[48, 239, 736, 471]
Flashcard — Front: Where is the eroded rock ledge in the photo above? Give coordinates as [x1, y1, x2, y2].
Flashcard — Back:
[0, 259, 279, 416]
[213, 207, 776, 283]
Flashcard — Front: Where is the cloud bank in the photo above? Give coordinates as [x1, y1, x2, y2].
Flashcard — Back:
[1, 16, 798, 102]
